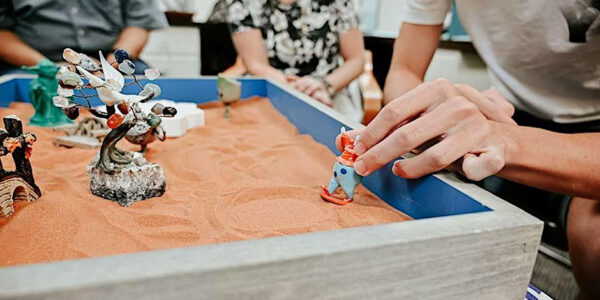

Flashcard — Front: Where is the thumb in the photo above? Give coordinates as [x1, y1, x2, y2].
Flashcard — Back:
[461, 147, 505, 181]
[335, 129, 362, 151]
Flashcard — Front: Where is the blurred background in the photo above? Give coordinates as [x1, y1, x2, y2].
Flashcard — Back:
[145, 0, 489, 92]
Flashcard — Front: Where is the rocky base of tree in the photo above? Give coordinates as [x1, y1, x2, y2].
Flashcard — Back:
[87, 152, 165, 206]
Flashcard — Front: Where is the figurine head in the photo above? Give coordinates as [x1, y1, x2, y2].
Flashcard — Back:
[22, 59, 59, 78]
[336, 129, 359, 167]
[217, 74, 242, 104]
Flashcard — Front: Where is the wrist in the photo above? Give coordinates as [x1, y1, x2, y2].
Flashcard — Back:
[313, 75, 335, 96]
[492, 121, 519, 169]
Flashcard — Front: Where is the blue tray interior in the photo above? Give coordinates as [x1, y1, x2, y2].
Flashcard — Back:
[0, 77, 491, 219]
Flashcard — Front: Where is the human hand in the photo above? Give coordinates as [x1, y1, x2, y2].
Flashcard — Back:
[311, 89, 334, 107]
[288, 76, 334, 106]
[455, 84, 516, 125]
[337, 79, 514, 181]
[289, 76, 326, 95]
[106, 53, 119, 68]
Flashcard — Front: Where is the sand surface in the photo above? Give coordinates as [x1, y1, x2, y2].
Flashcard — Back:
[0, 98, 410, 267]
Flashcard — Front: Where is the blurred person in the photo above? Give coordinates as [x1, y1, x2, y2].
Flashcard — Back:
[227, 0, 366, 122]
[0, 0, 168, 75]
[349, 0, 599, 298]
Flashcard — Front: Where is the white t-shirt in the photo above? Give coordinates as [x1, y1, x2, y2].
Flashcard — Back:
[402, 0, 600, 123]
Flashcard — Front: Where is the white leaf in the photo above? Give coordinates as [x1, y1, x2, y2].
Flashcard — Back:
[76, 66, 104, 88]
[57, 86, 74, 97]
[53, 96, 72, 108]
[99, 51, 124, 92]
[144, 68, 160, 80]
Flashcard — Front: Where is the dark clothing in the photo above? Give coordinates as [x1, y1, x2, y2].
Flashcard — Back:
[0, 0, 167, 66]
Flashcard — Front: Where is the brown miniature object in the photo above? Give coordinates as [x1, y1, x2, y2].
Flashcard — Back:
[0, 115, 41, 217]
[53, 117, 110, 149]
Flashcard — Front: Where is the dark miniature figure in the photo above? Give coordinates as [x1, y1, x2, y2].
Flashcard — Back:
[0, 116, 41, 217]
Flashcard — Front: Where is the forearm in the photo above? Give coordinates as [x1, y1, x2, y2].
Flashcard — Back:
[246, 61, 287, 83]
[383, 66, 423, 104]
[383, 23, 442, 105]
[325, 55, 364, 93]
[111, 27, 149, 60]
[498, 123, 600, 199]
[0, 31, 46, 67]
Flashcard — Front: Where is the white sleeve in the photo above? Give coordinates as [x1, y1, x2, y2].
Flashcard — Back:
[400, 0, 453, 25]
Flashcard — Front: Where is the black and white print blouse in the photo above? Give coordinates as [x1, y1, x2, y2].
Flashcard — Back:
[226, 0, 359, 77]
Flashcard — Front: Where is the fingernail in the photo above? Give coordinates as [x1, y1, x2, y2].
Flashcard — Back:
[354, 160, 367, 176]
[391, 164, 398, 176]
[354, 142, 365, 155]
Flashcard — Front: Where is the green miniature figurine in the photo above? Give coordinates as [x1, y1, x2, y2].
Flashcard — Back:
[22, 60, 73, 127]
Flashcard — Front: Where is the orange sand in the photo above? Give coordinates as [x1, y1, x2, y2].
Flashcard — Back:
[0, 98, 410, 267]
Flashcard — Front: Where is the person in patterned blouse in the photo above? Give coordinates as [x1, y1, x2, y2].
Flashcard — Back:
[226, 0, 366, 122]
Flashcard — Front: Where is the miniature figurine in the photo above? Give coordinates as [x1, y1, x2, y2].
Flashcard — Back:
[52, 48, 177, 206]
[125, 103, 176, 153]
[320, 128, 363, 205]
[53, 117, 110, 149]
[22, 60, 74, 127]
[0, 116, 41, 217]
[217, 74, 241, 118]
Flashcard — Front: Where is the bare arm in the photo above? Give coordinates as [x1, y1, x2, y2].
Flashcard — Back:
[498, 126, 600, 199]
[108, 26, 150, 61]
[325, 27, 365, 92]
[383, 23, 442, 104]
[231, 29, 286, 83]
[0, 30, 46, 67]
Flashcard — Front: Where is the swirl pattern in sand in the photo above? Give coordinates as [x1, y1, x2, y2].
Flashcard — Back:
[0, 98, 410, 266]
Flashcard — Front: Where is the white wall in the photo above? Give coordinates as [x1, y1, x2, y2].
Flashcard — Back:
[140, 27, 200, 76]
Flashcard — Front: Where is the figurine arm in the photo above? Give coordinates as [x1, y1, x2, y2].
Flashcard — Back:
[0, 31, 46, 67]
[29, 84, 45, 97]
[327, 177, 339, 195]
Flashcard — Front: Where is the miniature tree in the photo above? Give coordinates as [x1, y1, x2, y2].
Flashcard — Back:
[53, 48, 175, 174]
[52, 48, 177, 206]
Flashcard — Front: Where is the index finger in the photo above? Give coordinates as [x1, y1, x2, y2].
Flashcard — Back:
[355, 78, 458, 155]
